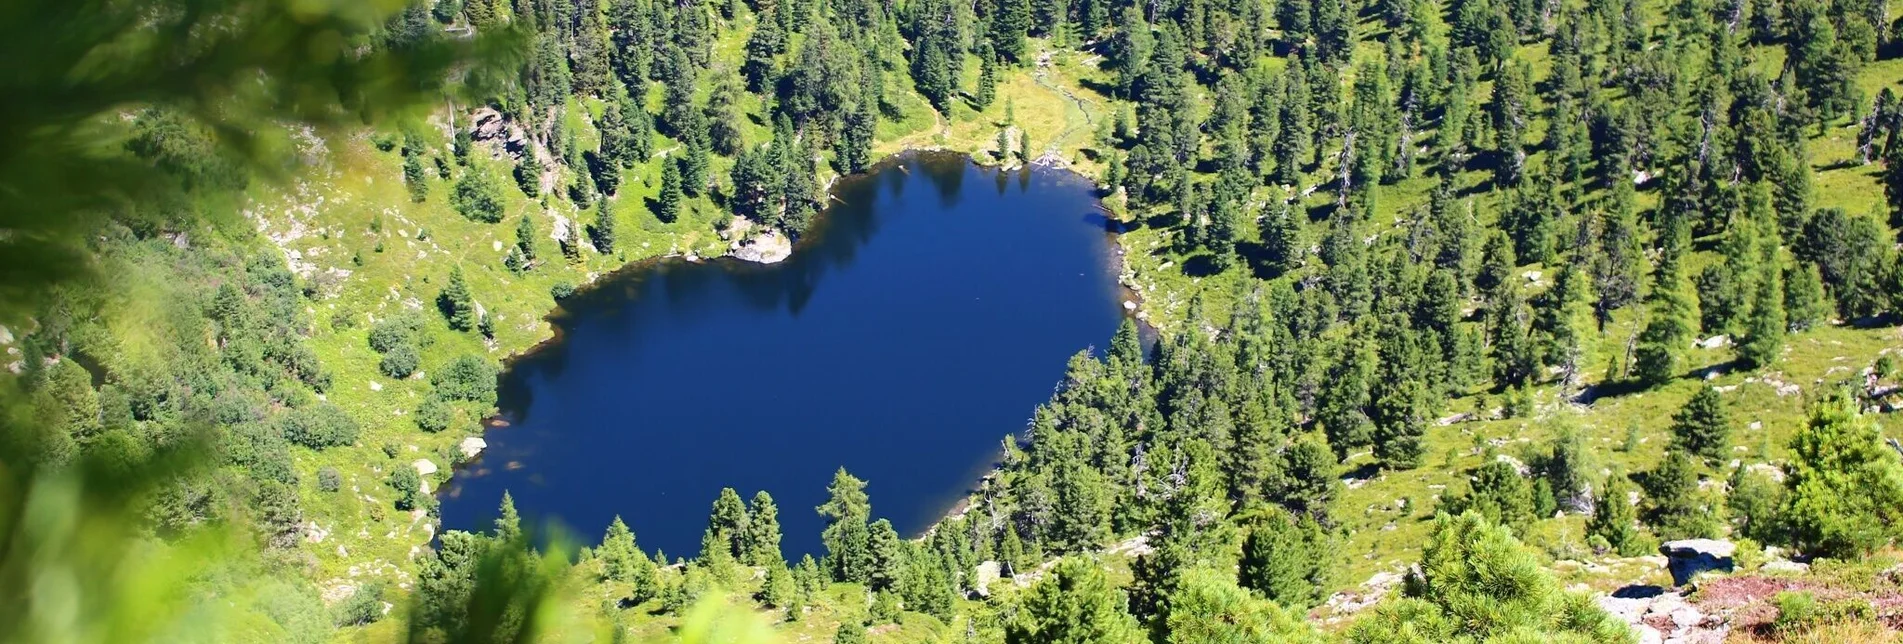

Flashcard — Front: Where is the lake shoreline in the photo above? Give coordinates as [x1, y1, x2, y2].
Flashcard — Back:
[439, 149, 1146, 551]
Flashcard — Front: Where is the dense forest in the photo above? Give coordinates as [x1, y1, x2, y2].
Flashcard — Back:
[6, 0, 1903, 641]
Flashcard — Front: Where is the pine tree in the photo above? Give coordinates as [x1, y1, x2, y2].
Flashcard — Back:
[514, 213, 537, 262]
[834, 621, 868, 644]
[1449, 459, 1536, 532]
[708, 487, 750, 557]
[494, 492, 521, 542]
[590, 203, 617, 255]
[513, 147, 542, 197]
[403, 153, 428, 203]
[866, 519, 904, 591]
[1780, 394, 1903, 558]
[451, 167, 506, 223]
[656, 158, 683, 223]
[600, 516, 658, 602]
[1634, 244, 1696, 387]
[1784, 263, 1827, 331]
[742, 491, 783, 567]
[1257, 199, 1299, 277]
[838, 83, 877, 174]
[817, 468, 872, 583]
[1346, 512, 1633, 642]
[1738, 267, 1786, 368]
[974, 46, 999, 111]
[1238, 509, 1325, 609]
[1588, 474, 1645, 556]
[1645, 452, 1722, 540]
[1671, 387, 1734, 463]
[439, 266, 477, 331]
[1168, 567, 1326, 642]
[1004, 558, 1142, 643]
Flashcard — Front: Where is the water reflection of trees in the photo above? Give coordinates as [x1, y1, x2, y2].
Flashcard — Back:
[500, 153, 980, 411]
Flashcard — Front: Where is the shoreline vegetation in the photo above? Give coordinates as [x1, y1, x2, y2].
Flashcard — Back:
[15, 0, 1903, 639]
[445, 146, 1141, 539]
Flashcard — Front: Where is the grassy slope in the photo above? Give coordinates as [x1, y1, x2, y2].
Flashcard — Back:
[226, 9, 1901, 637]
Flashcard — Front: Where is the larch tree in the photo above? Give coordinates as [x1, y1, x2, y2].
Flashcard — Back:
[817, 468, 873, 583]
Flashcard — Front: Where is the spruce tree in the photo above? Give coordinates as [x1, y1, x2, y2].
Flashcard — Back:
[494, 492, 521, 542]
[1671, 387, 1734, 463]
[1644, 452, 1722, 540]
[1738, 267, 1786, 368]
[1588, 474, 1644, 556]
[439, 266, 477, 331]
[403, 153, 428, 203]
[590, 203, 617, 254]
[1238, 509, 1325, 609]
[742, 491, 783, 567]
[656, 158, 683, 223]
[1783, 263, 1828, 331]
[866, 519, 905, 591]
[514, 213, 537, 262]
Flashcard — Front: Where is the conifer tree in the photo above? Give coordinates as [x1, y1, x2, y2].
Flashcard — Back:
[1238, 509, 1326, 609]
[1345, 512, 1632, 642]
[866, 519, 905, 591]
[656, 158, 683, 223]
[1784, 263, 1827, 331]
[1449, 459, 1535, 532]
[742, 491, 783, 567]
[590, 203, 617, 255]
[1005, 557, 1142, 644]
[1634, 243, 1696, 387]
[493, 492, 520, 542]
[708, 487, 750, 557]
[817, 468, 873, 583]
[1671, 388, 1734, 463]
[975, 46, 999, 111]
[439, 266, 477, 331]
[1644, 451, 1722, 540]
[513, 147, 542, 197]
[451, 167, 506, 223]
[514, 213, 537, 262]
[1738, 267, 1786, 368]
[1588, 474, 1645, 556]
[403, 153, 428, 203]
[1780, 394, 1903, 558]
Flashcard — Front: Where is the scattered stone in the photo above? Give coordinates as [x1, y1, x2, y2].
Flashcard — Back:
[973, 561, 1001, 597]
[1697, 335, 1729, 349]
[460, 436, 488, 459]
[729, 230, 792, 264]
[413, 459, 438, 477]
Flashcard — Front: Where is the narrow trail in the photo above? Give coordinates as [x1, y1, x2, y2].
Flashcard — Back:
[1031, 51, 1102, 163]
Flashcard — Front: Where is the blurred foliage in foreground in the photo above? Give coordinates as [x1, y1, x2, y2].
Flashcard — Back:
[0, 0, 519, 320]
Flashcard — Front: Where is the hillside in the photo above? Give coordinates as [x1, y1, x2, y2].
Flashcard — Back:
[7, 0, 1903, 642]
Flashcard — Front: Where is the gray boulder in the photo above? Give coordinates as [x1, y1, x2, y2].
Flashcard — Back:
[1659, 539, 1735, 585]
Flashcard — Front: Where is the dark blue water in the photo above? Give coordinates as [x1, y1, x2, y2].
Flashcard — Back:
[439, 153, 1126, 560]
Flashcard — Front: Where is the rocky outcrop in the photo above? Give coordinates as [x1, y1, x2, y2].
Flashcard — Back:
[459, 437, 487, 460]
[1660, 539, 1735, 586]
[1599, 587, 1728, 644]
[729, 230, 791, 264]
